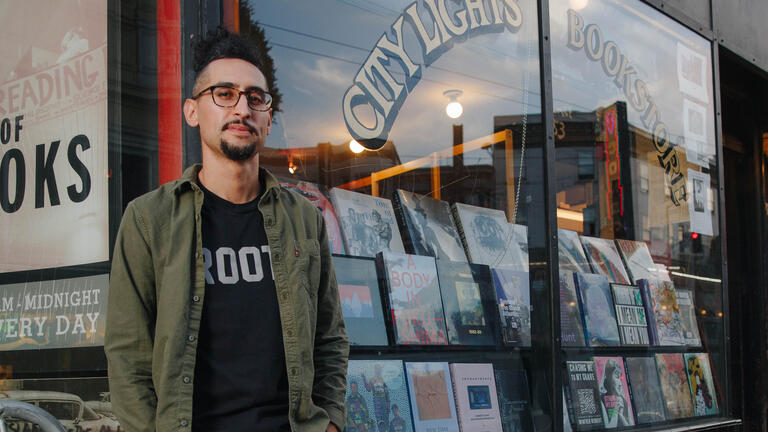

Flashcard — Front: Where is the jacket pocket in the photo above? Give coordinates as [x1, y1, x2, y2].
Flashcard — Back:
[298, 238, 321, 297]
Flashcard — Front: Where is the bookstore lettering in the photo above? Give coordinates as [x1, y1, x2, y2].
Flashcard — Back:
[567, 8, 687, 206]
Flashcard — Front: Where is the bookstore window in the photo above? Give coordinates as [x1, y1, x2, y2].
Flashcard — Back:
[550, 0, 726, 428]
[232, 0, 553, 430]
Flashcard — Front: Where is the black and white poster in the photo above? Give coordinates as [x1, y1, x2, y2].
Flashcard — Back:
[687, 169, 713, 236]
[0, 0, 109, 272]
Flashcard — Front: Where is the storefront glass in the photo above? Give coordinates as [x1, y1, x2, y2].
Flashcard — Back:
[550, 0, 726, 427]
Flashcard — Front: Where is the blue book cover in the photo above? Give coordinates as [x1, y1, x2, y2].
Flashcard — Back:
[333, 255, 389, 346]
[405, 362, 459, 432]
[560, 270, 586, 347]
[346, 360, 413, 432]
[574, 272, 620, 346]
[492, 268, 531, 347]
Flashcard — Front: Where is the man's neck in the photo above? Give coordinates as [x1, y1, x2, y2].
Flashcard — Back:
[198, 154, 262, 204]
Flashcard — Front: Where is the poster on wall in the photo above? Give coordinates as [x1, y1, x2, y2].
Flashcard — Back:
[682, 98, 709, 168]
[687, 169, 713, 236]
[0, 274, 108, 350]
[676, 42, 709, 104]
[0, 0, 108, 273]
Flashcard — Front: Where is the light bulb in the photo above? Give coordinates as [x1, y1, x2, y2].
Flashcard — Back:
[349, 139, 365, 154]
[446, 101, 463, 119]
[569, 0, 588, 10]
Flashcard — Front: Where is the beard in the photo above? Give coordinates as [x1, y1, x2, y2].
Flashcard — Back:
[220, 139, 256, 161]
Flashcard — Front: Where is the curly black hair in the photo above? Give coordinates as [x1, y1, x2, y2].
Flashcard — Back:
[192, 25, 281, 112]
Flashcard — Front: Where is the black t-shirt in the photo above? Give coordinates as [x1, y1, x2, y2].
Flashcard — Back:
[192, 183, 290, 431]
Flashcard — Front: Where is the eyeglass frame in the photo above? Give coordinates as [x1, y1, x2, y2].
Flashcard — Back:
[192, 85, 273, 111]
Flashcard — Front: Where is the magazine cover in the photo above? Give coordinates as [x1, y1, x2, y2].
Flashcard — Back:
[393, 190, 467, 262]
[560, 270, 586, 347]
[655, 353, 695, 419]
[451, 203, 519, 268]
[639, 279, 685, 346]
[676, 289, 702, 346]
[614, 239, 665, 283]
[405, 362, 460, 432]
[580, 236, 631, 284]
[450, 363, 503, 432]
[379, 251, 449, 345]
[332, 255, 388, 346]
[564, 361, 603, 430]
[436, 261, 497, 345]
[610, 283, 650, 346]
[451, 204, 528, 271]
[558, 229, 591, 273]
[492, 268, 532, 347]
[330, 187, 405, 258]
[494, 368, 535, 432]
[346, 360, 413, 432]
[625, 357, 667, 423]
[593, 357, 635, 427]
[278, 177, 345, 254]
[574, 273, 621, 347]
[684, 353, 719, 416]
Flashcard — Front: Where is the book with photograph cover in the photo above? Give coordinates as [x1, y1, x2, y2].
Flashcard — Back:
[593, 357, 635, 427]
[615, 239, 669, 283]
[379, 251, 449, 345]
[684, 353, 719, 416]
[450, 363, 504, 432]
[564, 361, 603, 431]
[393, 190, 467, 262]
[436, 261, 497, 346]
[676, 289, 702, 346]
[655, 353, 695, 419]
[405, 362, 460, 432]
[610, 283, 650, 346]
[639, 279, 685, 346]
[558, 229, 591, 274]
[625, 357, 667, 424]
[494, 368, 535, 432]
[560, 270, 586, 347]
[278, 177, 345, 254]
[346, 360, 414, 432]
[330, 188, 405, 258]
[332, 255, 388, 346]
[492, 268, 532, 347]
[580, 236, 630, 284]
[452, 203, 528, 270]
[563, 388, 574, 432]
[574, 273, 620, 347]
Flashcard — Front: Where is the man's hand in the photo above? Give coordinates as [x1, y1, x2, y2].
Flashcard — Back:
[327, 422, 340, 432]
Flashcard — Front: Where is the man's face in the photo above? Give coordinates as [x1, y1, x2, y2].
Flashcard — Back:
[184, 58, 272, 162]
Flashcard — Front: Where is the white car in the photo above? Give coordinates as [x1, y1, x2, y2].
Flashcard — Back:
[0, 390, 121, 431]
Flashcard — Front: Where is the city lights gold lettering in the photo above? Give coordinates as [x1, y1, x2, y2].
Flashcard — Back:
[567, 9, 687, 206]
[342, 0, 523, 149]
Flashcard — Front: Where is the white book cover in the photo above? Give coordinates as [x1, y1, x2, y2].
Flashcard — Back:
[329, 187, 405, 258]
[452, 203, 517, 268]
[449, 363, 503, 432]
[406, 362, 459, 432]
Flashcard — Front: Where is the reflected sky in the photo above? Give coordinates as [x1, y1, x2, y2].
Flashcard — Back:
[250, 0, 541, 165]
[550, 0, 716, 162]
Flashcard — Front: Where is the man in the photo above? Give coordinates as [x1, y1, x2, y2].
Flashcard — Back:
[105, 27, 348, 432]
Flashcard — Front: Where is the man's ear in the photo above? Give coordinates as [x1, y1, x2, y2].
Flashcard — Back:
[183, 99, 199, 127]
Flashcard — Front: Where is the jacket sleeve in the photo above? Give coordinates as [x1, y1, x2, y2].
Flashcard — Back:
[105, 202, 158, 432]
[311, 208, 349, 430]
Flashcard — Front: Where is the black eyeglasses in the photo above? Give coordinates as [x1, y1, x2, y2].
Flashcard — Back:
[193, 85, 272, 111]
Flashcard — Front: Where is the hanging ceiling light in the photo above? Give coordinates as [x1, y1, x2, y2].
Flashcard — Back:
[443, 89, 463, 119]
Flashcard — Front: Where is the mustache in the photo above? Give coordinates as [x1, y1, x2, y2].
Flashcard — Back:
[221, 119, 255, 133]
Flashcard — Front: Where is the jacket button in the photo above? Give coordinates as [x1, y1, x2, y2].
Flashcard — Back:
[266, 217, 274, 226]
[180, 419, 188, 427]
[280, 293, 288, 301]
[188, 335, 195, 342]
[183, 376, 191, 383]
[286, 330, 294, 338]
[274, 252, 281, 261]
[192, 295, 200, 302]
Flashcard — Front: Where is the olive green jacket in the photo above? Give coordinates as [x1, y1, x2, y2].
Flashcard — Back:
[105, 164, 348, 432]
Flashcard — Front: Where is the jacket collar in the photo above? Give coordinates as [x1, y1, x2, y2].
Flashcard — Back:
[171, 163, 281, 196]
